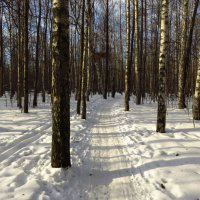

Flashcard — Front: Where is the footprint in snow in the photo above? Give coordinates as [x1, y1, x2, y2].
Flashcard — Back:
[19, 149, 32, 156]
[10, 172, 27, 187]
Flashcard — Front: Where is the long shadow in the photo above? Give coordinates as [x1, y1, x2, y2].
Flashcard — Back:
[66, 154, 200, 200]
[81, 155, 200, 180]
[149, 138, 199, 144]
[171, 127, 200, 133]
[149, 145, 200, 156]
[61, 99, 200, 198]
[136, 156, 200, 174]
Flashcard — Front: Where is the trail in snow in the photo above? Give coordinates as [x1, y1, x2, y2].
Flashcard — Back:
[1, 94, 200, 200]
[0, 95, 153, 200]
[72, 98, 152, 200]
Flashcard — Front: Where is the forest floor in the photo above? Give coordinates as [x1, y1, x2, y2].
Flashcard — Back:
[0, 94, 200, 200]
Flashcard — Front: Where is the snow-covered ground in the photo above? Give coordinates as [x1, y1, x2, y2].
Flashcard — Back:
[0, 93, 200, 200]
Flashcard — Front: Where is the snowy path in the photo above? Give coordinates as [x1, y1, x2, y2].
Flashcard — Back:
[1, 94, 200, 200]
[70, 98, 152, 200]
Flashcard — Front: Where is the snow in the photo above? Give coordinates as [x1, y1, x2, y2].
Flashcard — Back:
[0, 93, 200, 200]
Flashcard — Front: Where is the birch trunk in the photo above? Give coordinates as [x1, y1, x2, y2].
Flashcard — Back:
[0, 3, 3, 97]
[134, 0, 141, 105]
[103, 0, 109, 99]
[156, 0, 168, 133]
[193, 50, 200, 120]
[178, 0, 188, 109]
[51, 0, 71, 168]
[77, 0, 85, 114]
[125, 0, 130, 111]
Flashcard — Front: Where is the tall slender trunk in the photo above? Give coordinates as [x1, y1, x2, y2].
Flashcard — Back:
[51, 0, 71, 168]
[125, 0, 130, 111]
[42, 0, 50, 102]
[175, 1, 181, 96]
[86, 0, 92, 101]
[70, 28, 75, 93]
[178, 0, 188, 109]
[17, 1, 22, 108]
[129, 0, 135, 97]
[134, 0, 141, 105]
[77, 0, 85, 114]
[119, 0, 124, 94]
[156, 0, 169, 133]
[0, 3, 3, 97]
[23, 0, 29, 113]
[73, 28, 79, 100]
[184, 0, 199, 90]
[103, 0, 109, 99]
[9, 1, 14, 99]
[140, 0, 144, 100]
[143, 0, 147, 96]
[49, 11, 53, 94]
[81, 19, 88, 119]
[111, 34, 116, 98]
[33, 0, 41, 107]
[193, 49, 200, 120]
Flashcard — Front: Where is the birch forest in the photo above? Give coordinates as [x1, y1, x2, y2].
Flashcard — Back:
[0, 0, 200, 199]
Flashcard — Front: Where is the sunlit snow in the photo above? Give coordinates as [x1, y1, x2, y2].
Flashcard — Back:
[0, 93, 200, 200]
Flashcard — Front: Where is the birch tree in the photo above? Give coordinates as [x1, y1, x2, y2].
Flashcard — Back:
[77, 0, 85, 114]
[125, 0, 130, 111]
[134, 0, 141, 105]
[86, 0, 92, 101]
[103, 0, 109, 99]
[193, 49, 200, 120]
[81, 2, 88, 119]
[51, 0, 71, 168]
[0, 3, 3, 97]
[178, 0, 188, 109]
[156, 0, 168, 133]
